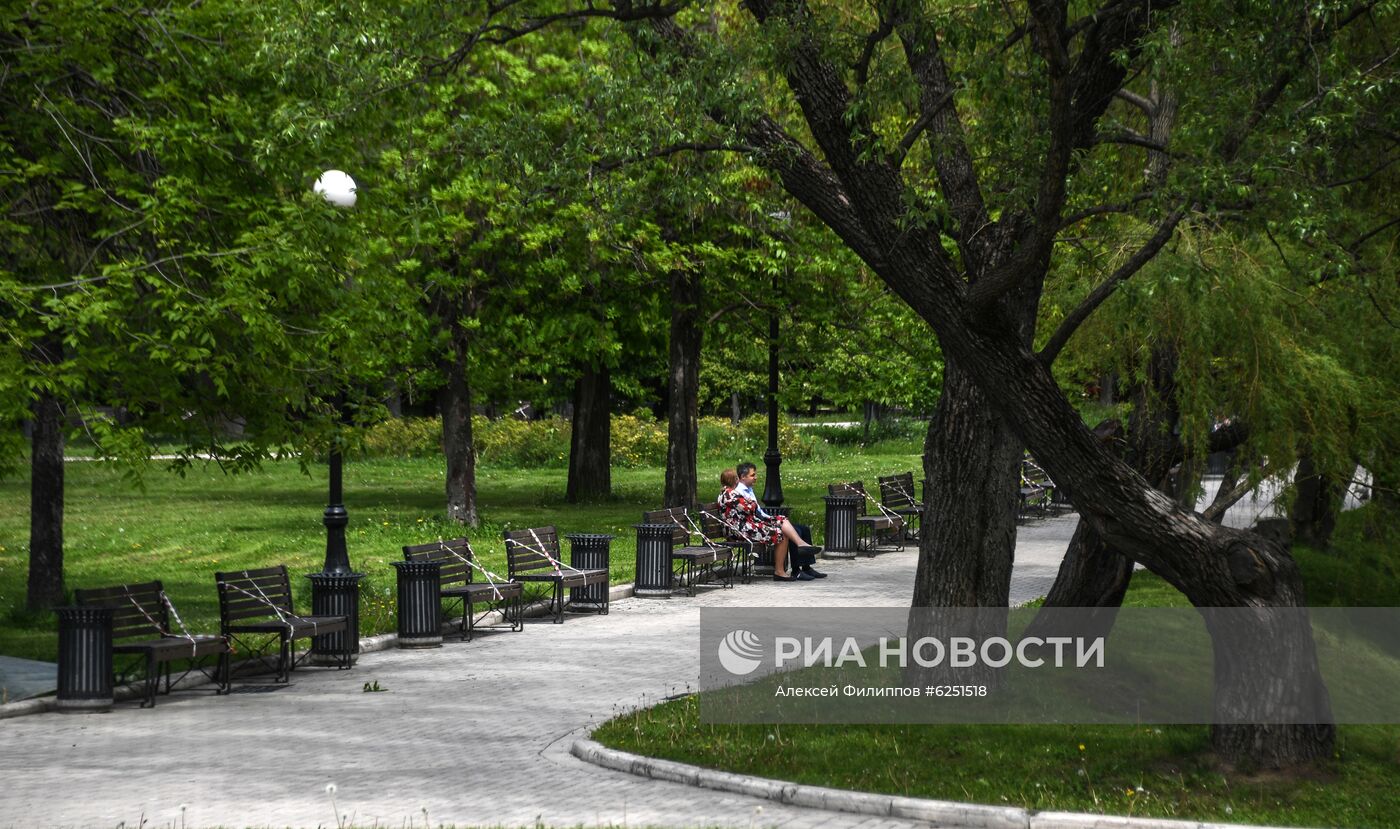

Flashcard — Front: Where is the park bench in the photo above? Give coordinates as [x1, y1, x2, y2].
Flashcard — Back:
[402, 538, 523, 641]
[214, 565, 351, 682]
[73, 580, 230, 708]
[829, 481, 904, 553]
[696, 501, 757, 583]
[1018, 457, 1055, 521]
[639, 505, 735, 596]
[877, 471, 923, 542]
[502, 526, 610, 623]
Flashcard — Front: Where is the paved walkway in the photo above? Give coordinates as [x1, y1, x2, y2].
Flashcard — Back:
[0, 482, 1337, 829]
[0, 516, 1072, 829]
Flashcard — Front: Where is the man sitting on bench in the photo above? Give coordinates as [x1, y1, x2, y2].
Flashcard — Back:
[722, 463, 827, 581]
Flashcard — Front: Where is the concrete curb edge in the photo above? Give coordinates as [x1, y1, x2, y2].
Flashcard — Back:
[568, 737, 1296, 829]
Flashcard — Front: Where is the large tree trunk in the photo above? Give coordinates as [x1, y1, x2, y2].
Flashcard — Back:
[27, 388, 65, 611]
[664, 268, 702, 508]
[906, 362, 1022, 687]
[914, 363, 1021, 610]
[1291, 451, 1341, 550]
[440, 313, 478, 527]
[1038, 521, 1134, 622]
[926, 303, 1334, 764]
[566, 364, 611, 502]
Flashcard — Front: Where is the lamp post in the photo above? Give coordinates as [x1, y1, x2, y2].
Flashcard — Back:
[307, 169, 363, 664]
[762, 210, 789, 509]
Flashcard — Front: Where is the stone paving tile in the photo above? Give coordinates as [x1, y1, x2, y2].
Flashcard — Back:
[0, 517, 1079, 829]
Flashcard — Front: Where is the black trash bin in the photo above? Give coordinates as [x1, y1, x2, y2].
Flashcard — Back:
[823, 494, 861, 558]
[56, 606, 113, 713]
[392, 560, 442, 648]
[307, 572, 364, 665]
[566, 533, 613, 612]
[633, 524, 674, 598]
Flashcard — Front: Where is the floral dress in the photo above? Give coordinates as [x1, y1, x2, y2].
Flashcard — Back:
[719, 486, 784, 545]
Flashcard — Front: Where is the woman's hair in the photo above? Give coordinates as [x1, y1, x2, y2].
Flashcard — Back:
[720, 468, 738, 488]
[736, 461, 757, 479]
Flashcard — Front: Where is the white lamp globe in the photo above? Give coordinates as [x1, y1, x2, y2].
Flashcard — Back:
[313, 170, 357, 208]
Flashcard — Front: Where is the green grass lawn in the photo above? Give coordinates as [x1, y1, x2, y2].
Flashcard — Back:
[592, 508, 1400, 828]
[0, 448, 919, 662]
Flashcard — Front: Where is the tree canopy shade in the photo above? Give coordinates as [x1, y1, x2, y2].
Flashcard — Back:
[0, 0, 424, 606]
[456, 0, 1398, 766]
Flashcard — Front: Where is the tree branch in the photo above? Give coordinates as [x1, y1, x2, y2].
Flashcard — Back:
[590, 141, 754, 174]
[1113, 87, 1154, 115]
[1059, 190, 1156, 229]
[1039, 201, 1190, 364]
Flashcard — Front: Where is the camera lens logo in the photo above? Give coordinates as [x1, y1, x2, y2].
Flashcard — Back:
[717, 629, 764, 676]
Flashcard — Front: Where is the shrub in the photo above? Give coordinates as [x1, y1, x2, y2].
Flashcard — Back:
[360, 412, 828, 467]
[612, 412, 668, 468]
[697, 415, 825, 462]
[357, 417, 441, 458]
[473, 415, 570, 467]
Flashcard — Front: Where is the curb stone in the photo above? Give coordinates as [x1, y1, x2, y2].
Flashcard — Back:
[0, 582, 636, 721]
[568, 737, 1304, 829]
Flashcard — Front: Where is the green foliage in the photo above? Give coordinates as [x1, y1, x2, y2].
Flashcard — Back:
[357, 413, 832, 467]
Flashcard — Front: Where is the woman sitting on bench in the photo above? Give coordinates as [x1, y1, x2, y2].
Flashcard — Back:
[719, 464, 823, 581]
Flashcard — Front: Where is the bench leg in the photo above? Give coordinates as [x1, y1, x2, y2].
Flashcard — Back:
[142, 652, 158, 709]
[216, 650, 230, 695]
[554, 582, 564, 624]
[278, 632, 292, 683]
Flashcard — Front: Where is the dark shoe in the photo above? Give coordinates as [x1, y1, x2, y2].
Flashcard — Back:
[802, 566, 828, 579]
[797, 544, 823, 556]
[795, 571, 816, 581]
[772, 573, 797, 582]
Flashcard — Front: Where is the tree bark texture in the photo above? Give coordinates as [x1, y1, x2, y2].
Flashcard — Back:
[906, 359, 1023, 687]
[439, 313, 478, 527]
[567, 363, 612, 502]
[914, 362, 1022, 609]
[664, 268, 702, 508]
[27, 389, 65, 611]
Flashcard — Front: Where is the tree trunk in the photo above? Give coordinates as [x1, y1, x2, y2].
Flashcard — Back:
[27, 389, 65, 611]
[906, 360, 1022, 686]
[1291, 451, 1341, 550]
[440, 314, 478, 527]
[914, 363, 1021, 609]
[1040, 346, 1181, 614]
[1039, 521, 1133, 614]
[921, 302, 1335, 765]
[664, 268, 702, 508]
[566, 364, 611, 502]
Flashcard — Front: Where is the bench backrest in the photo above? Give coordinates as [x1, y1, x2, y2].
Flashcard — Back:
[1021, 456, 1052, 488]
[829, 481, 871, 516]
[878, 472, 920, 510]
[641, 506, 693, 546]
[696, 502, 730, 544]
[403, 538, 475, 587]
[503, 526, 562, 577]
[74, 580, 170, 641]
[215, 565, 294, 624]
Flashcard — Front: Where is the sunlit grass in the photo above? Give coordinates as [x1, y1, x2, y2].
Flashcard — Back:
[0, 447, 919, 661]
